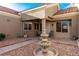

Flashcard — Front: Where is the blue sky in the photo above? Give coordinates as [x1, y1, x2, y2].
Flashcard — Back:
[59, 3, 70, 9]
[0, 3, 77, 11]
[0, 3, 42, 11]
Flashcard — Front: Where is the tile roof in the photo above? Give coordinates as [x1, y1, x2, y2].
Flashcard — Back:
[0, 6, 19, 15]
[54, 7, 79, 15]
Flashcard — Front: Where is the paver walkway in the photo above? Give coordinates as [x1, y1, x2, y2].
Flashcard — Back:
[0, 37, 39, 48]
[0, 40, 37, 54]
[50, 38, 78, 46]
[1, 40, 79, 56]
[0, 38, 79, 56]
[0, 38, 26, 48]
[77, 39, 79, 47]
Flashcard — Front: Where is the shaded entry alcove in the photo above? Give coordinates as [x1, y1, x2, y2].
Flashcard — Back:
[22, 19, 42, 37]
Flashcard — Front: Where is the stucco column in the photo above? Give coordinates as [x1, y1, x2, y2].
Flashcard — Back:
[41, 19, 48, 40]
[40, 19, 50, 53]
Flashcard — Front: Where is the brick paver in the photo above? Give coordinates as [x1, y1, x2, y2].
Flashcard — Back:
[77, 40, 79, 47]
[0, 39, 79, 56]
[0, 38, 26, 48]
[0, 40, 37, 55]
[50, 38, 78, 46]
[0, 37, 37, 48]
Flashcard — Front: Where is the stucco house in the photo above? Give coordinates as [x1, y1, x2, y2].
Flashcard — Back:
[21, 3, 79, 39]
[0, 6, 21, 38]
[0, 3, 79, 39]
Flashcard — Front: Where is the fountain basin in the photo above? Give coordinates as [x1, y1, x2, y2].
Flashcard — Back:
[33, 48, 58, 56]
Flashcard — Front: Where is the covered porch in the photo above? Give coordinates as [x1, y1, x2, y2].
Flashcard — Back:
[22, 17, 54, 38]
[22, 18, 42, 37]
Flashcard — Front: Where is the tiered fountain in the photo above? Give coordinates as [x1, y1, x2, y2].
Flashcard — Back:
[33, 19, 58, 56]
[33, 33, 58, 56]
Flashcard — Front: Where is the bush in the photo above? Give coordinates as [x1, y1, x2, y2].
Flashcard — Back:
[0, 33, 6, 41]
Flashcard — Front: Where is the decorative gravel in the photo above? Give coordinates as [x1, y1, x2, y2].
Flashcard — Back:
[0, 40, 79, 56]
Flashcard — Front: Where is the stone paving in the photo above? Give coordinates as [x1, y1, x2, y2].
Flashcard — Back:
[77, 39, 79, 47]
[0, 37, 38, 48]
[0, 40, 37, 54]
[51, 38, 78, 46]
[0, 38, 26, 48]
[0, 38, 79, 56]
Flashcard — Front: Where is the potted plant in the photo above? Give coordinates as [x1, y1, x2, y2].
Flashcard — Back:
[72, 35, 78, 40]
[0, 33, 6, 41]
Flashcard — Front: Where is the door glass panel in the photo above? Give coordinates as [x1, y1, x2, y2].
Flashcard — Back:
[34, 23, 39, 30]
[62, 21, 69, 32]
[24, 24, 28, 30]
[29, 24, 32, 30]
[56, 21, 61, 32]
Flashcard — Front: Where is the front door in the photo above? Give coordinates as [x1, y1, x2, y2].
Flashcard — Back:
[49, 23, 55, 37]
[34, 23, 42, 36]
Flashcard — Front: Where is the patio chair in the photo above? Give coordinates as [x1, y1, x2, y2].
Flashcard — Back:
[49, 31, 54, 38]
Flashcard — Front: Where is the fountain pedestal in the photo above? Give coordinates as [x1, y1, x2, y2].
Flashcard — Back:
[33, 33, 58, 56]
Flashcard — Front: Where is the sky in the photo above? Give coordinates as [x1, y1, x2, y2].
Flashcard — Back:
[0, 3, 43, 11]
[59, 3, 70, 9]
[0, 3, 79, 11]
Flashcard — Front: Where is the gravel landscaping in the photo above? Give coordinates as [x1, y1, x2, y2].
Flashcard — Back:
[0, 40, 79, 56]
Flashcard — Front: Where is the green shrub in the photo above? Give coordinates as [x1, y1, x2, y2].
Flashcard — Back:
[0, 33, 6, 41]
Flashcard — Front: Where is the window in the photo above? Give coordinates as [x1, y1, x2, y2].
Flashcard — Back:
[29, 24, 32, 30]
[24, 24, 28, 30]
[34, 23, 39, 30]
[62, 21, 68, 32]
[24, 23, 32, 30]
[56, 21, 61, 32]
[34, 23, 37, 30]
[56, 20, 70, 32]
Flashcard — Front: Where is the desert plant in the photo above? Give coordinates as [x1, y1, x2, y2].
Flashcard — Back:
[0, 33, 6, 41]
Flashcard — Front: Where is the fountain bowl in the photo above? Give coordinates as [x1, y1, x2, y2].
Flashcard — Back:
[33, 48, 58, 56]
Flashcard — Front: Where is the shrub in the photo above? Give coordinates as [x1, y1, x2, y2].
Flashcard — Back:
[0, 33, 6, 41]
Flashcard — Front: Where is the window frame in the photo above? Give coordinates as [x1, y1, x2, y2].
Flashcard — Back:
[24, 22, 32, 31]
[34, 23, 39, 30]
[56, 20, 71, 33]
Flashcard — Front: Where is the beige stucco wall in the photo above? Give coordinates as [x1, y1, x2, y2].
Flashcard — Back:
[76, 13, 79, 38]
[46, 21, 55, 38]
[52, 12, 79, 39]
[0, 11, 21, 38]
[46, 21, 54, 33]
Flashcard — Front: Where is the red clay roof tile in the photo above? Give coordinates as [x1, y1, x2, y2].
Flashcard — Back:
[54, 7, 79, 15]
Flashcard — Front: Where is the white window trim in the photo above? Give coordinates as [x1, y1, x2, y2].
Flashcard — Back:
[56, 21, 69, 33]
[23, 22, 32, 31]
